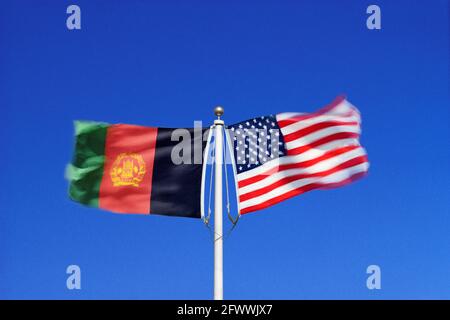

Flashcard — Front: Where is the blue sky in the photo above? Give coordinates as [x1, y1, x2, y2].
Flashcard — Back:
[0, 0, 448, 299]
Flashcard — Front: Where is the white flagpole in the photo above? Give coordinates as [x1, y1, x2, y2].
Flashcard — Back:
[213, 106, 224, 300]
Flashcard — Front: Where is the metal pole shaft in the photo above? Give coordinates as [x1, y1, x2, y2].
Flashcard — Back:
[213, 118, 224, 300]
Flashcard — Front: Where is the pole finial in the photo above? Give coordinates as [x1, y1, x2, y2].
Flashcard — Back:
[214, 106, 224, 119]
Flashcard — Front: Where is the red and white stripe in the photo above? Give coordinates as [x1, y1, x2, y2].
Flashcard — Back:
[237, 96, 369, 214]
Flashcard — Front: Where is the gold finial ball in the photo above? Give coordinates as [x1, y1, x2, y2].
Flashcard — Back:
[214, 106, 224, 117]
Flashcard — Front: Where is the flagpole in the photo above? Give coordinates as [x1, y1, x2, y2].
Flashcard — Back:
[213, 106, 224, 300]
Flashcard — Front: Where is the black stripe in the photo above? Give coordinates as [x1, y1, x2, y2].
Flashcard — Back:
[150, 128, 208, 218]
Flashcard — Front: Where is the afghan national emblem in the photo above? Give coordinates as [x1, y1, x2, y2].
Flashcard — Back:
[110, 153, 146, 187]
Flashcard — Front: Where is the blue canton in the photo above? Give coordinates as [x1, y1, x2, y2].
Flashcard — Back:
[227, 115, 286, 174]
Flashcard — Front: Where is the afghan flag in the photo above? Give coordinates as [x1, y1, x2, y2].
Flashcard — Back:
[67, 121, 208, 218]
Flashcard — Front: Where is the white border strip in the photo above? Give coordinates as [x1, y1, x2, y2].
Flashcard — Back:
[225, 127, 241, 215]
[200, 126, 214, 220]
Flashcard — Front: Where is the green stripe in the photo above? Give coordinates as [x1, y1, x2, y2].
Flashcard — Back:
[67, 121, 109, 207]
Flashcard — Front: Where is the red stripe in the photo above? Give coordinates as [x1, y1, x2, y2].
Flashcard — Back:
[99, 124, 157, 214]
[240, 171, 367, 214]
[284, 120, 358, 143]
[287, 132, 359, 156]
[277, 96, 346, 127]
[239, 155, 368, 202]
[238, 145, 360, 188]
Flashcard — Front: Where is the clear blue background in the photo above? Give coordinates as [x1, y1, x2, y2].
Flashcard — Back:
[1, 0, 448, 299]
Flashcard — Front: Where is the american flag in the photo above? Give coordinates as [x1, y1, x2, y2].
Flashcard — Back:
[227, 96, 369, 214]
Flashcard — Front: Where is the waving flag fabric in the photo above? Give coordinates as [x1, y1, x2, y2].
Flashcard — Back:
[67, 121, 207, 218]
[228, 96, 369, 214]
